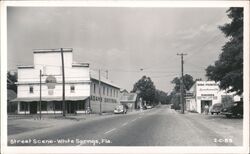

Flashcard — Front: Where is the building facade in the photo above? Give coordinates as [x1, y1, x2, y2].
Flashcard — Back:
[12, 48, 120, 114]
[120, 92, 139, 111]
[89, 70, 120, 113]
[185, 81, 240, 113]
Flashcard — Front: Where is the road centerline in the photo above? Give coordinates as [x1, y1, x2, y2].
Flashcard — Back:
[122, 122, 128, 126]
[131, 118, 137, 122]
[104, 128, 117, 134]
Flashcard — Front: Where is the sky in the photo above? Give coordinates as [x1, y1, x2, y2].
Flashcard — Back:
[7, 7, 230, 93]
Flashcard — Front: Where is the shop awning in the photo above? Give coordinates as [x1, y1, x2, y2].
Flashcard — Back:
[10, 96, 89, 102]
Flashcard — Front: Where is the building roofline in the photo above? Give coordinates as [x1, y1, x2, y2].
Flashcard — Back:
[90, 77, 120, 89]
[17, 65, 34, 69]
[90, 70, 120, 89]
[33, 48, 73, 53]
[72, 63, 89, 67]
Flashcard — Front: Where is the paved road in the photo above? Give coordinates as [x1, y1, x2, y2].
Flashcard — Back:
[8, 105, 242, 146]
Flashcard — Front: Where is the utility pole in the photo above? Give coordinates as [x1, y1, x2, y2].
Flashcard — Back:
[39, 70, 42, 120]
[61, 48, 66, 117]
[99, 69, 102, 115]
[177, 53, 187, 114]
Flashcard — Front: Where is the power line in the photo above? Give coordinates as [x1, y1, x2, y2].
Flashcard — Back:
[185, 34, 223, 61]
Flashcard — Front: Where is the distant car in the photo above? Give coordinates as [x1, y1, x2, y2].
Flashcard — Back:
[140, 106, 147, 110]
[146, 105, 153, 109]
[170, 104, 174, 109]
[221, 101, 243, 118]
[210, 103, 223, 115]
[114, 105, 127, 114]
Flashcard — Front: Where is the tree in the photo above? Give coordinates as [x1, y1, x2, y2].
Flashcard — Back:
[132, 76, 156, 104]
[206, 8, 243, 95]
[7, 71, 17, 93]
[221, 95, 234, 107]
[170, 74, 195, 110]
[171, 74, 195, 92]
[170, 91, 181, 110]
[154, 90, 169, 105]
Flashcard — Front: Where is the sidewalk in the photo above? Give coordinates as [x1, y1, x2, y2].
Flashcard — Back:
[8, 112, 112, 120]
[8, 110, 143, 136]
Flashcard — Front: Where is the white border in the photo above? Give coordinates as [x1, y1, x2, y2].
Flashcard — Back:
[1, 1, 249, 154]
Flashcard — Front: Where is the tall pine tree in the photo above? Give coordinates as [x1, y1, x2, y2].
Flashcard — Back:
[206, 8, 243, 95]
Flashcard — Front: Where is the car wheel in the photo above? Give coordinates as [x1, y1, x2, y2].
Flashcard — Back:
[211, 112, 214, 115]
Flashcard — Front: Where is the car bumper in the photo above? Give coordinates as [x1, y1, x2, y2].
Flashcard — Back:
[114, 110, 123, 114]
[221, 112, 232, 115]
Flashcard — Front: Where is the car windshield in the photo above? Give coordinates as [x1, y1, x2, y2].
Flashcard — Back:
[213, 106, 221, 109]
[116, 105, 123, 109]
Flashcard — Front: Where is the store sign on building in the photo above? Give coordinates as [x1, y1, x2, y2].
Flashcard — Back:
[196, 82, 219, 100]
[45, 75, 57, 95]
[197, 94, 218, 100]
[46, 75, 57, 88]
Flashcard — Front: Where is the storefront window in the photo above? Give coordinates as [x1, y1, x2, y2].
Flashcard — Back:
[20, 102, 28, 111]
[54, 102, 62, 110]
[78, 102, 85, 110]
[41, 102, 47, 111]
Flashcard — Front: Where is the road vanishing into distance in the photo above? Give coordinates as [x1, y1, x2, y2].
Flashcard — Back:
[8, 105, 242, 146]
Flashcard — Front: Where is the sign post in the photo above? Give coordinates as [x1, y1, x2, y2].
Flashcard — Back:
[39, 70, 42, 120]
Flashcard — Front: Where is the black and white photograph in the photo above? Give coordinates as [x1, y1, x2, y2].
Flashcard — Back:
[1, 1, 249, 154]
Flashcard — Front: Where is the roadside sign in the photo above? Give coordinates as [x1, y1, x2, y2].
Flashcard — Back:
[45, 75, 56, 89]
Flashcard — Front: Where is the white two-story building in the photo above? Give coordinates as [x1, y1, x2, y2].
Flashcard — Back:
[12, 48, 120, 114]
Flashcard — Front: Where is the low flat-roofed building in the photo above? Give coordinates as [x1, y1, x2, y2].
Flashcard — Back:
[185, 80, 241, 114]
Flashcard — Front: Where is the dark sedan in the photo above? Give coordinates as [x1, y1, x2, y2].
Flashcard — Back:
[210, 103, 223, 115]
[221, 101, 243, 118]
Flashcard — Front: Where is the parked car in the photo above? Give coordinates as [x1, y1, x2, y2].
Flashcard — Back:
[114, 105, 127, 114]
[221, 101, 243, 118]
[210, 103, 223, 115]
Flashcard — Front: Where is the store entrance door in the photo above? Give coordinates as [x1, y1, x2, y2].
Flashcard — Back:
[67, 102, 76, 114]
[30, 102, 37, 114]
[201, 100, 212, 113]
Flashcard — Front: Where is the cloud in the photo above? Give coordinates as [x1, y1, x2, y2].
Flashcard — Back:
[7, 7, 229, 92]
[177, 24, 218, 40]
